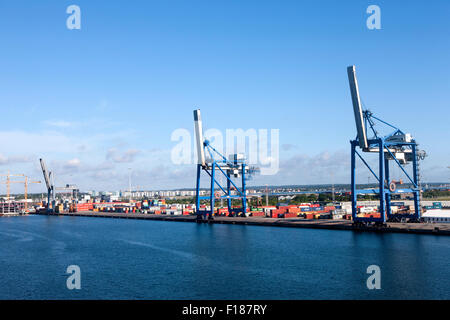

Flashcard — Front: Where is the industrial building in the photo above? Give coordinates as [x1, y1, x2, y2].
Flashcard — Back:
[422, 210, 450, 223]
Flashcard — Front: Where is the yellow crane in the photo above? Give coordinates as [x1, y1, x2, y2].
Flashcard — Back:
[23, 177, 42, 212]
[0, 171, 25, 200]
[1, 173, 41, 212]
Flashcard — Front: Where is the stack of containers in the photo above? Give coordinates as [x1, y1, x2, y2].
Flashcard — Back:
[270, 208, 285, 218]
[76, 203, 94, 212]
[304, 213, 315, 219]
[263, 207, 276, 217]
[216, 208, 229, 216]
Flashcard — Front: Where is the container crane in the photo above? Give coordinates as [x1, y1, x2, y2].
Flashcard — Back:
[39, 158, 55, 213]
[55, 184, 79, 200]
[347, 65, 426, 225]
[193, 109, 259, 221]
[54, 184, 79, 212]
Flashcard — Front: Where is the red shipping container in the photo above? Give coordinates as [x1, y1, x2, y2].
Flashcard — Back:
[284, 213, 297, 218]
[271, 209, 284, 216]
[76, 203, 94, 211]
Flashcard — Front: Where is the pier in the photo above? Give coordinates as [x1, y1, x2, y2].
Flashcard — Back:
[32, 211, 450, 236]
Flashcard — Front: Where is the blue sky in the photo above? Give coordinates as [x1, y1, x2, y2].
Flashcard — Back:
[0, 0, 449, 193]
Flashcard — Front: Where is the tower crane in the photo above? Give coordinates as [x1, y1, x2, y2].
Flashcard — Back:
[23, 177, 41, 212]
[0, 171, 25, 200]
[0, 175, 41, 212]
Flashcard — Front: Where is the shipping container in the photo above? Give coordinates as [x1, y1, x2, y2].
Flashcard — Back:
[284, 213, 298, 218]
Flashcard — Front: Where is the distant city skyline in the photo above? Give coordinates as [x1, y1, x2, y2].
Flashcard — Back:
[5, 181, 449, 198]
[0, 1, 449, 193]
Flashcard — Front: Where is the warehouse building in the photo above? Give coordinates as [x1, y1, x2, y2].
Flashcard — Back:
[422, 209, 450, 223]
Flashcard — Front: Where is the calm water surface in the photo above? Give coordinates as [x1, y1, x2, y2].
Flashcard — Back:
[0, 215, 449, 299]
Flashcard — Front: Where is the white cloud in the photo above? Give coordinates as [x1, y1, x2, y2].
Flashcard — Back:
[66, 158, 81, 168]
[0, 153, 34, 166]
[0, 130, 75, 154]
[44, 120, 74, 128]
[250, 150, 350, 185]
[0, 121, 444, 192]
[281, 144, 298, 151]
[106, 148, 140, 163]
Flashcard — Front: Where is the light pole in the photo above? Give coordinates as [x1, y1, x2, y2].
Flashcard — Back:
[128, 168, 132, 203]
[265, 184, 269, 207]
[330, 171, 335, 203]
[448, 166, 450, 187]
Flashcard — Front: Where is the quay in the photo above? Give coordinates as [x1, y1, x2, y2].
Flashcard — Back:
[31, 211, 450, 236]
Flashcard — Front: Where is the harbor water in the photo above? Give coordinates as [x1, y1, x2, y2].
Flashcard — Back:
[0, 215, 449, 299]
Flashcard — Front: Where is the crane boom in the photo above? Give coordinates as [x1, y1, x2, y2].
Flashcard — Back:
[39, 158, 51, 190]
[193, 109, 206, 167]
[347, 65, 368, 150]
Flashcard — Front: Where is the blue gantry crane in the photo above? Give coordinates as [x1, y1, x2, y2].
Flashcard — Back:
[347, 66, 426, 225]
[193, 109, 258, 220]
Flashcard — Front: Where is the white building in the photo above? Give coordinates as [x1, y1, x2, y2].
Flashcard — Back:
[422, 209, 450, 223]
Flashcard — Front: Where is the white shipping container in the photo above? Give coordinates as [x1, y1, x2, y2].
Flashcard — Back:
[359, 206, 376, 214]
